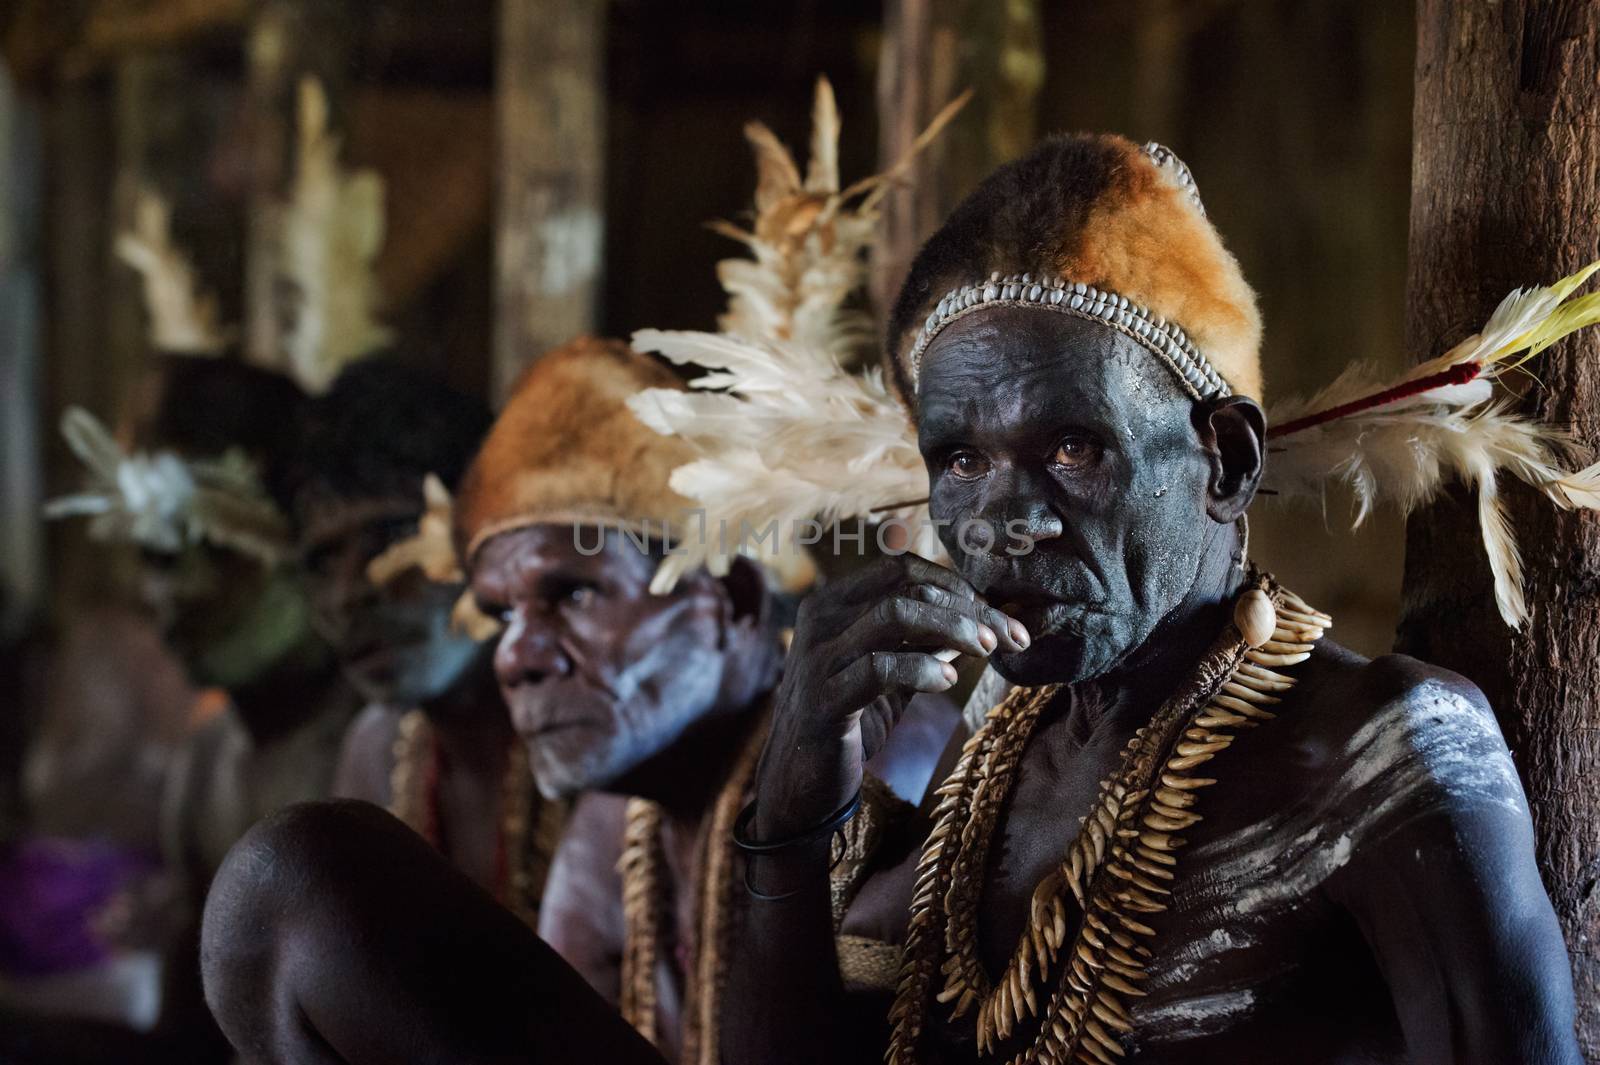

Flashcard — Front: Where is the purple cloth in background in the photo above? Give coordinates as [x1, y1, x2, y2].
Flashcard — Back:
[0, 838, 155, 977]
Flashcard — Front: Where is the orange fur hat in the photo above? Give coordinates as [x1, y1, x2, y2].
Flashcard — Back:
[453, 337, 699, 565]
[888, 134, 1262, 404]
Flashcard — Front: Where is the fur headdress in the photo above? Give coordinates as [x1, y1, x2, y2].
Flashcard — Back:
[454, 337, 700, 566]
[890, 134, 1261, 404]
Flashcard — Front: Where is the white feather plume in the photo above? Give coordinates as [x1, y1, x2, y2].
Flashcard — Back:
[628, 328, 928, 593]
[45, 407, 290, 565]
[627, 81, 968, 592]
[1268, 260, 1600, 628]
[710, 77, 968, 366]
[278, 77, 393, 395]
[114, 188, 232, 355]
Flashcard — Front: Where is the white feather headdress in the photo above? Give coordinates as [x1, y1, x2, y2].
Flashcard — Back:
[628, 79, 966, 592]
[115, 188, 233, 355]
[277, 77, 394, 394]
[44, 407, 290, 566]
[114, 78, 390, 396]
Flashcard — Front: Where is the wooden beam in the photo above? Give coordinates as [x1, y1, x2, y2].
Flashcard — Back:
[493, 0, 606, 403]
[1399, 1, 1600, 1049]
[871, 0, 1043, 321]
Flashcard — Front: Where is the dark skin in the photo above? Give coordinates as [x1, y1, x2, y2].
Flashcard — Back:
[201, 524, 955, 1063]
[202, 528, 771, 1064]
[725, 306, 1581, 1064]
[303, 493, 514, 894]
[478, 526, 952, 1058]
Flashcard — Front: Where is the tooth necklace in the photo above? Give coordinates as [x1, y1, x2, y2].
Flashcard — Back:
[886, 569, 1329, 1065]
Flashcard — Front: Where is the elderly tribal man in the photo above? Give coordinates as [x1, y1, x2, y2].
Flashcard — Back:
[198, 338, 955, 1064]
[644, 135, 1586, 1064]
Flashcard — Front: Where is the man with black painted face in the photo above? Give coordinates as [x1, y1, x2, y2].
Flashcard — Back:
[198, 338, 954, 1065]
[720, 136, 1582, 1064]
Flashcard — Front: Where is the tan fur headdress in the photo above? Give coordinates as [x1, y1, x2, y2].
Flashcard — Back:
[889, 134, 1260, 403]
[454, 337, 698, 566]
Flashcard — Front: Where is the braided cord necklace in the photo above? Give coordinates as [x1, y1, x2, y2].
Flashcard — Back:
[618, 713, 771, 1063]
[388, 710, 564, 926]
[887, 573, 1329, 1065]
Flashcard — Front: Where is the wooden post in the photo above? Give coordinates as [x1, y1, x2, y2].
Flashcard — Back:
[41, 76, 120, 615]
[1399, 2, 1600, 1050]
[0, 62, 44, 634]
[493, 0, 606, 403]
[872, 0, 1043, 324]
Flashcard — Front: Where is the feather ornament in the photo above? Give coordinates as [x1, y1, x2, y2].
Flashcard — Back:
[365, 473, 463, 586]
[44, 407, 290, 566]
[629, 328, 932, 593]
[363, 473, 503, 641]
[1268, 261, 1600, 627]
[628, 83, 967, 591]
[278, 77, 393, 394]
[114, 188, 233, 355]
[710, 77, 969, 366]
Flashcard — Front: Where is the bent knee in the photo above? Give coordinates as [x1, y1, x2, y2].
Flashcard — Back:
[200, 801, 393, 1019]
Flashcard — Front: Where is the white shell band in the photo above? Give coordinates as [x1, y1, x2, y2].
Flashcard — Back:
[905, 270, 1230, 402]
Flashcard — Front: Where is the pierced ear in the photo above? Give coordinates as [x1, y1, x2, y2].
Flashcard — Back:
[1196, 397, 1265, 523]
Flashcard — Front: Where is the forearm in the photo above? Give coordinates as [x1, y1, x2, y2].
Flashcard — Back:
[723, 846, 866, 1065]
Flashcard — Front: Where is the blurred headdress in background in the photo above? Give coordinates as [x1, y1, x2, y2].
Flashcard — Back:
[113, 77, 390, 395]
[274, 77, 394, 393]
[44, 406, 290, 566]
[114, 190, 232, 356]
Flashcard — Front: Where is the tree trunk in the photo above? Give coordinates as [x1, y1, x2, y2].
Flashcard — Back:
[492, 0, 605, 403]
[1399, 1, 1600, 1051]
[871, 0, 1043, 322]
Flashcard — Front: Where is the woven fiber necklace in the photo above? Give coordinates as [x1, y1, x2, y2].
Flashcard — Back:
[886, 572, 1329, 1065]
[388, 710, 565, 926]
[618, 713, 771, 1064]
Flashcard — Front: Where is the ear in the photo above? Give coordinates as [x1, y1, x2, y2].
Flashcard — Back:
[1195, 396, 1264, 523]
[716, 556, 770, 630]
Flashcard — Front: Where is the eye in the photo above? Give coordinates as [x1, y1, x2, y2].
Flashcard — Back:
[1050, 435, 1101, 471]
[474, 596, 510, 622]
[556, 581, 601, 609]
[946, 450, 991, 481]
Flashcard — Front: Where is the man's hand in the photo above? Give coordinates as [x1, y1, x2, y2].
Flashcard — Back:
[754, 553, 1028, 842]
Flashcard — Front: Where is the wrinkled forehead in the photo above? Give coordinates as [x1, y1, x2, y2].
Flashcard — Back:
[915, 306, 1196, 438]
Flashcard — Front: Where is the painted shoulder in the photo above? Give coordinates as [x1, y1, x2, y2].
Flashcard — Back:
[1291, 642, 1526, 826]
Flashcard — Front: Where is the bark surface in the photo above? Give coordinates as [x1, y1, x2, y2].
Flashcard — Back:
[1399, 1, 1600, 1052]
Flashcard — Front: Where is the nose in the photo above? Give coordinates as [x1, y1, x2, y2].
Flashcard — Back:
[312, 553, 377, 644]
[967, 463, 1064, 557]
[494, 607, 574, 689]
